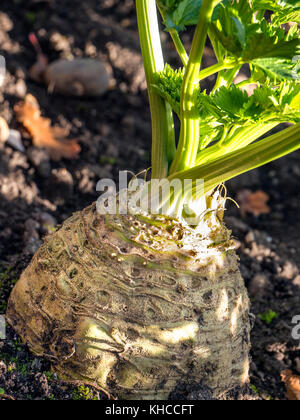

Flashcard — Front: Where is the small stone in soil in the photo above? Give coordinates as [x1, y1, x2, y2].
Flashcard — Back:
[293, 275, 300, 287]
[44, 59, 110, 97]
[248, 274, 271, 299]
[27, 147, 51, 178]
[6, 130, 25, 153]
[48, 168, 74, 205]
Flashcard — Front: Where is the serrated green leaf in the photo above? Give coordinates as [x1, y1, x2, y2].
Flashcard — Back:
[210, 0, 300, 81]
[253, 57, 300, 81]
[244, 32, 300, 61]
[198, 82, 300, 128]
[252, 0, 300, 11]
[153, 64, 300, 156]
[152, 64, 184, 115]
[157, 0, 203, 31]
[212, 85, 250, 117]
[273, 8, 300, 24]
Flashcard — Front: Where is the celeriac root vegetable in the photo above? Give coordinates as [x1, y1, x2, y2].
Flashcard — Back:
[6, 0, 300, 401]
[7, 202, 250, 399]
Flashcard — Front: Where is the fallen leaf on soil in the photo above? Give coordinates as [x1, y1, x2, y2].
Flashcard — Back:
[281, 370, 300, 400]
[0, 116, 9, 143]
[14, 94, 81, 161]
[237, 189, 270, 217]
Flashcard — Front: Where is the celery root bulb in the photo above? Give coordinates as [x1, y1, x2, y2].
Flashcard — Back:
[7, 203, 251, 399]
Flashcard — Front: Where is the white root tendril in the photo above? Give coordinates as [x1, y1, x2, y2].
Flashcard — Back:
[97, 173, 230, 234]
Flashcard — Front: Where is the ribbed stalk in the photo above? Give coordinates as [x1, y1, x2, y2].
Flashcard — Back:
[170, 0, 219, 175]
[169, 123, 300, 195]
[136, 0, 175, 179]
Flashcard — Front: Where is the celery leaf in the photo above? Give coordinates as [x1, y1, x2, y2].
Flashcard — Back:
[210, 0, 300, 80]
[157, 0, 203, 31]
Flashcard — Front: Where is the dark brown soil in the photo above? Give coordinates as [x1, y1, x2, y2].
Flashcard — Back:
[0, 0, 299, 400]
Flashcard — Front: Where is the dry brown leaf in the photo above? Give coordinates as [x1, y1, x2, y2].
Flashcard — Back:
[0, 116, 9, 143]
[281, 370, 300, 400]
[14, 94, 80, 161]
[237, 189, 270, 218]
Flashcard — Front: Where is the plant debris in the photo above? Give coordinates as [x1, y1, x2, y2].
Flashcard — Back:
[281, 370, 300, 400]
[237, 189, 270, 218]
[28, 33, 49, 84]
[14, 94, 81, 161]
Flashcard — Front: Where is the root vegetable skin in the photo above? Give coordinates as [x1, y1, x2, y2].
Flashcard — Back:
[7, 204, 251, 399]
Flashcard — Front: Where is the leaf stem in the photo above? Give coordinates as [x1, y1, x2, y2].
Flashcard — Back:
[169, 29, 189, 67]
[169, 123, 300, 195]
[235, 78, 257, 88]
[170, 0, 219, 175]
[199, 60, 239, 82]
[212, 65, 242, 92]
[136, 0, 175, 179]
[196, 122, 277, 165]
[156, 2, 189, 67]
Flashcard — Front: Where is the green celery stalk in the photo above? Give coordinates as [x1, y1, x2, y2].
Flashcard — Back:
[136, 0, 175, 178]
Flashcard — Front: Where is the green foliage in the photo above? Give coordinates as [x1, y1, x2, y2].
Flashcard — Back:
[154, 66, 300, 126]
[152, 64, 184, 115]
[99, 155, 117, 165]
[137, 0, 300, 199]
[157, 0, 203, 31]
[252, 0, 300, 22]
[273, 9, 300, 25]
[210, 1, 300, 80]
[72, 385, 98, 401]
[25, 11, 37, 24]
[44, 371, 55, 381]
[252, 0, 299, 9]
[258, 309, 279, 325]
[250, 384, 259, 394]
[0, 388, 4, 395]
[0, 266, 18, 313]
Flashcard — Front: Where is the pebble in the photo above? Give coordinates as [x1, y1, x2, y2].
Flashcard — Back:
[23, 218, 42, 255]
[275, 353, 285, 362]
[27, 147, 51, 178]
[15, 79, 26, 98]
[48, 168, 74, 205]
[0, 56, 5, 87]
[6, 130, 25, 153]
[0, 116, 9, 143]
[293, 275, 300, 287]
[44, 58, 110, 97]
[248, 274, 271, 298]
[245, 230, 255, 244]
[281, 261, 298, 280]
[36, 212, 57, 234]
